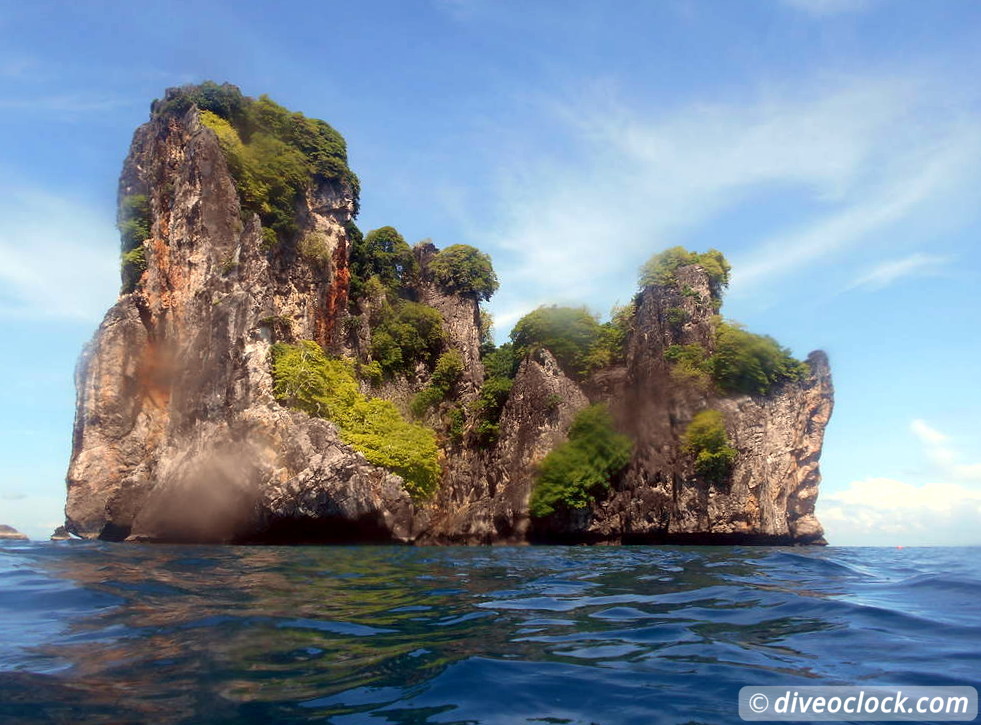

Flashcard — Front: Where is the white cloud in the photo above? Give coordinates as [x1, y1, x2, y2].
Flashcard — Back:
[0, 181, 118, 321]
[820, 478, 981, 546]
[910, 418, 947, 446]
[476, 72, 981, 331]
[820, 419, 981, 545]
[910, 419, 981, 483]
[846, 253, 949, 292]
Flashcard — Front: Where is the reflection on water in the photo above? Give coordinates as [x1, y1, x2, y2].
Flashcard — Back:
[1, 543, 978, 724]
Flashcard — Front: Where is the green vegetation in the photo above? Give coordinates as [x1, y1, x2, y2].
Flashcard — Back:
[664, 322, 807, 396]
[349, 226, 416, 301]
[120, 246, 147, 293]
[161, 82, 359, 244]
[639, 246, 731, 298]
[683, 409, 737, 484]
[581, 303, 634, 372]
[710, 322, 808, 396]
[663, 343, 713, 391]
[471, 343, 519, 445]
[271, 341, 439, 498]
[297, 231, 332, 267]
[118, 194, 150, 252]
[510, 304, 633, 379]
[428, 244, 499, 301]
[511, 306, 601, 377]
[446, 406, 466, 445]
[358, 360, 383, 386]
[530, 404, 633, 517]
[411, 349, 464, 417]
[370, 301, 445, 377]
[666, 306, 688, 331]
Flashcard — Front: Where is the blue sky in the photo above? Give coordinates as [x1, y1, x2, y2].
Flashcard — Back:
[1, 0, 979, 544]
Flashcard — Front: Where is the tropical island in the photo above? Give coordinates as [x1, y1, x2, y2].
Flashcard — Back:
[64, 82, 832, 545]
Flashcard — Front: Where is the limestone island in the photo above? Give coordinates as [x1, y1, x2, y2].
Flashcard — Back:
[0, 525, 29, 541]
[63, 83, 833, 545]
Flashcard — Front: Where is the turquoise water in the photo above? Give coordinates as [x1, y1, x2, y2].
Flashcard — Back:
[0, 542, 978, 723]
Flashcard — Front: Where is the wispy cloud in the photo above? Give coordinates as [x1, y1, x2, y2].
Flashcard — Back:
[475, 72, 981, 331]
[780, 0, 875, 16]
[0, 93, 130, 114]
[910, 418, 981, 482]
[846, 253, 950, 291]
[0, 180, 118, 321]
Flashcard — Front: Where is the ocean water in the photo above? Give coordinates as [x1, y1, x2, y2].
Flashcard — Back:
[0, 543, 977, 724]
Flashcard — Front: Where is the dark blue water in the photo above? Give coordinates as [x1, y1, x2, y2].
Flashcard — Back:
[0, 543, 978, 724]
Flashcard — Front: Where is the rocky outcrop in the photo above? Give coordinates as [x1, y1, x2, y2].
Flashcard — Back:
[66, 94, 414, 543]
[0, 525, 28, 541]
[64, 85, 833, 545]
[589, 268, 833, 544]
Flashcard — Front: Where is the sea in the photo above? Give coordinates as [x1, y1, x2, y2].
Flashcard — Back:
[0, 542, 977, 724]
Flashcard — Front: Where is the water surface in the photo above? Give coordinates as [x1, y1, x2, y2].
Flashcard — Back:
[1, 543, 977, 723]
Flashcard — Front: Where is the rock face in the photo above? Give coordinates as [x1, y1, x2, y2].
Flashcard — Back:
[66, 97, 414, 543]
[588, 267, 832, 544]
[0, 525, 29, 541]
[64, 86, 833, 545]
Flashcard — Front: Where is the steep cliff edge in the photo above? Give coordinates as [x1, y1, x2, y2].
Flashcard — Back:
[65, 84, 832, 545]
[66, 86, 414, 542]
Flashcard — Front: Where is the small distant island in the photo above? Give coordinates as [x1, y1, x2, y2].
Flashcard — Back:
[0, 524, 28, 541]
[64, 83, 833, 546]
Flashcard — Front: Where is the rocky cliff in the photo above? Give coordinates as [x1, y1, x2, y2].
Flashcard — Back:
[64, 84, 832, 545]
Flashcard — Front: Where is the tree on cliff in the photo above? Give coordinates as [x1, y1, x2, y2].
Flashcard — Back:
[639, 246, 731, 298]
[428, 244, 499, 301]
[349, 225, 417, 299]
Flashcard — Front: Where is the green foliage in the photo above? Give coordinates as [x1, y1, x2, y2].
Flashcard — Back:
[471, 343, 519, 446]
[511, 306, 603, 378]
[349, 226, 416, 300]
[411, 349, 464, 417]
[271, 341, 439, 498]
[297, 231, 332, 267]
[663, 343, 713, 391]
[511, 304, 634, 378]
[666, 306, 688, 330]
[371, 301, 445, 377]
[430, 348, 465, 389]
[581, 303, 635, 371]
[639, 246, 731, 298]
[482, 343, 520, 379]
[446, 406, 466, 444]
[683, 409, 737, 484]
[710, 322, 808, 396]
[478, 309, 495, 357]
[152, 81, 250, 128]
[174, 83, 359, 245]
[118, 194, 150, 252]
[662, 323, 807, 396]
[359, 360, 383, 386]
[428, 244, 499, 301]
[530, 404, 633, 518]
[120, 246, 147, 293]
